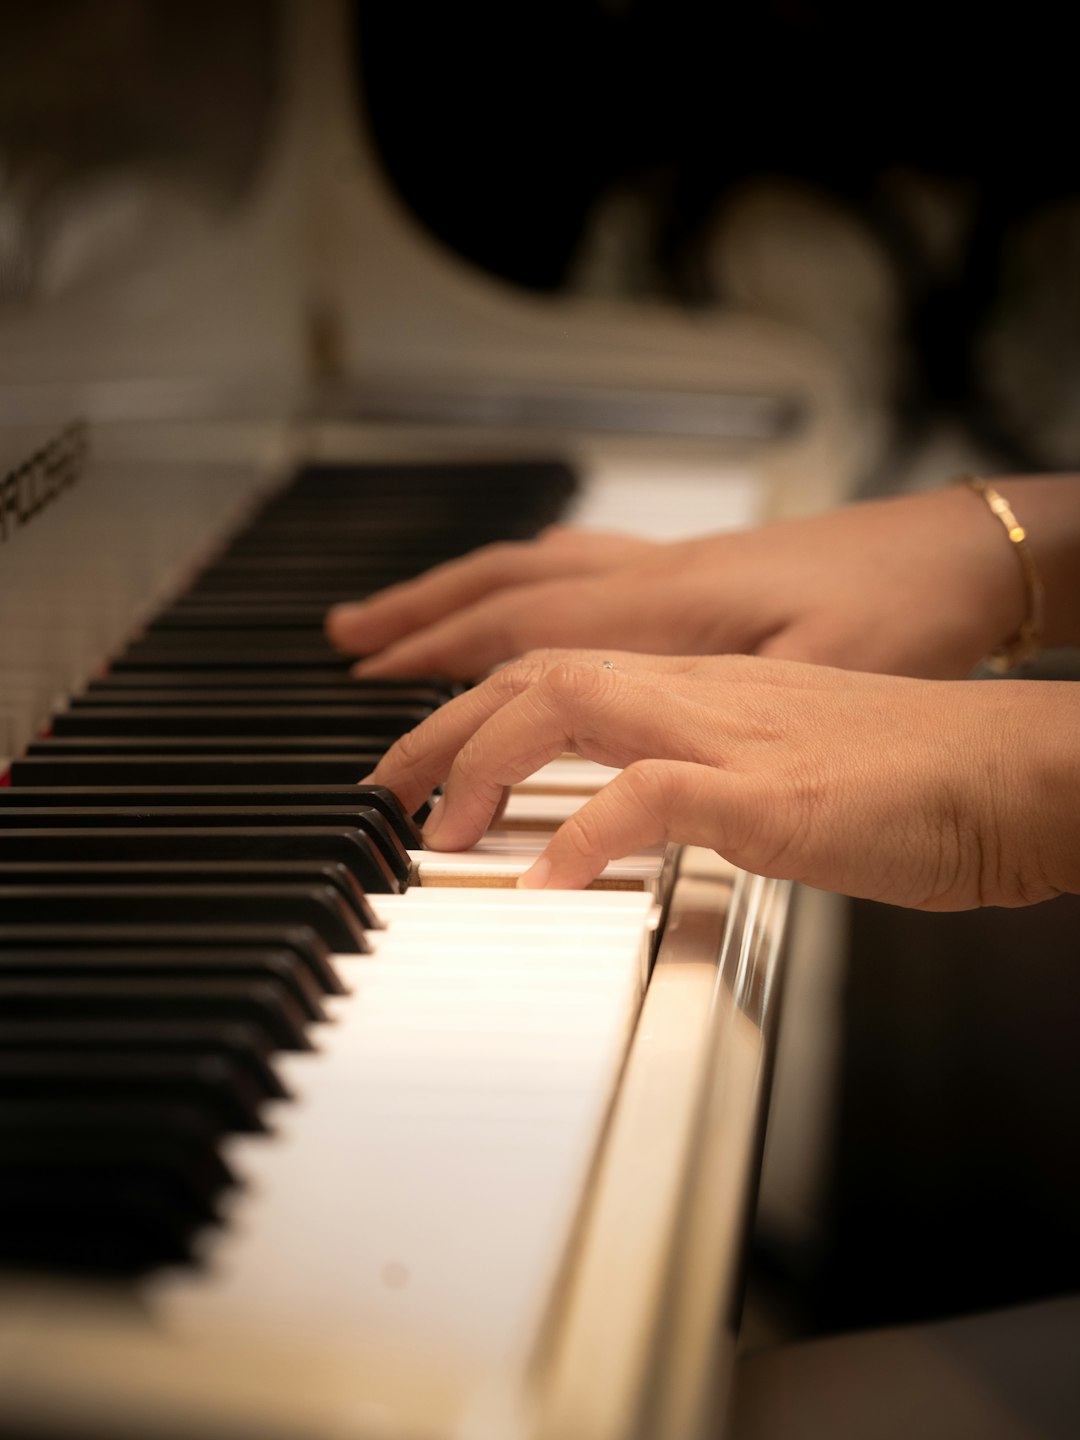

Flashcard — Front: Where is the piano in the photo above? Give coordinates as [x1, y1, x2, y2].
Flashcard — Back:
[0, 4, 855, 1436]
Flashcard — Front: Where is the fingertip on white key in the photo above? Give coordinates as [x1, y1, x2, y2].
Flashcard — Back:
[516, 856, 552, 889]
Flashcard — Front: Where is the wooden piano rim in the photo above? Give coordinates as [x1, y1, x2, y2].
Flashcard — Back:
[531, 854, 791, 1440]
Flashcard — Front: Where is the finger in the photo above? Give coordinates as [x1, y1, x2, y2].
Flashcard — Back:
[352, 562, 737, 680]
[424, 661, 729, 850]
[517, 759, 764, 889]
[325, 544, 540, 654]
[364, 662, 546, 814]
[349, 592, 525, 679]
[325, 539, 627, 656]
[366, 649, 701, 813]
[349, 574, 653, 679]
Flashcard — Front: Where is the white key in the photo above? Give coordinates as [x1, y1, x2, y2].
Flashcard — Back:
[157, 888, 655, 1402]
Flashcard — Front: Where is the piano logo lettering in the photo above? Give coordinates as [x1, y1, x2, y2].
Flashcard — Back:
[0, 420, 87, 546]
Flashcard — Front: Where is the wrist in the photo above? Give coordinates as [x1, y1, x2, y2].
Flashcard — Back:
[924, 484, 1030, 667]
[991, 682, 1080, 905]
[981, 476, 1080, 652]
[956, 477, 1043, 671]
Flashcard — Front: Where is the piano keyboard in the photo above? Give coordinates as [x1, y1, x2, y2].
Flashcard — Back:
[1, 456, 648, 1262]
[0, 453, 787, 1440]
[160, 888, 659, 1393]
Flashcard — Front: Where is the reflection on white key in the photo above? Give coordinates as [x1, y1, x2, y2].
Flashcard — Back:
[157, 889, 657, 1404]
[411, 832, 671, 894]
[497, 791, 595, 829]
[511, 757, 622, 794]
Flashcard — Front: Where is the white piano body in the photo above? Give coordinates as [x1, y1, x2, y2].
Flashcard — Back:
[0, 4, 852, 1436]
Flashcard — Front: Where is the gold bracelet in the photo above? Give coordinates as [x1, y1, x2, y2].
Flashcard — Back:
[958, 476, 1045, 673]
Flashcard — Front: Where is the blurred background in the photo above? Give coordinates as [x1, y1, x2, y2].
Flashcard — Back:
[358, 0, 1080, 477]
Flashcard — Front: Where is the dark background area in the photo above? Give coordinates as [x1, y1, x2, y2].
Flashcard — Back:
[356, 0, 1080, 470]
[822, 892, 1080, 1332]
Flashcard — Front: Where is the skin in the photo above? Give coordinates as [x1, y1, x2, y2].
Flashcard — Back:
[338, 477, 1080, 906]
[365, 649, 1080, 908]
[328, 481, 1080, 682]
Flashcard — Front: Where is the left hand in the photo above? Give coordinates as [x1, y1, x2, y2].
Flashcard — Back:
[366, 649, 1078, 910]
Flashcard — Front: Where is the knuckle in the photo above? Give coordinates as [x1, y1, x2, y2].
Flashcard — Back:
[490, 652, 549, 698]
[560, 805, 607, 865]
[619, 759, 677, 819]
[542, 658, 607, 707]
[515, 646, 577, 679]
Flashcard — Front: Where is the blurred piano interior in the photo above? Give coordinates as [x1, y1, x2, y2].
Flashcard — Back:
[0, 3, 872, 1438]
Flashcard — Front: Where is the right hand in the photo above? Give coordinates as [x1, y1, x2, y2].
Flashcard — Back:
[327, 487, 1026, 680]
[367, 648, 1080, 909]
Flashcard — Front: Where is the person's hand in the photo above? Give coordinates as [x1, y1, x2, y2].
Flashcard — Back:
[327, 524, 657, 670]
[328, 488, 1030, 681]
[367, 649, 1080, 910]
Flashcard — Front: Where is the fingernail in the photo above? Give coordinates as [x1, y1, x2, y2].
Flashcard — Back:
[422, 798, 445, 843]
[517, 855, 552, 889]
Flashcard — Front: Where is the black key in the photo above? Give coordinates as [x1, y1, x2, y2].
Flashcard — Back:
[0, 1052, 266, 1134]
[87, 669, 353, 689]
[0, 977, 311, 1050]
[86, 672, 451, 700]
[0, 944, 328, 1019]
[192, 561, 401, 581]
[120, 628, 345, 655]
[169, 589, 407, 608]
[68, 690, 439, 712]
[146, 607, 329, 630]
[164, 587, 388, 604]
[0, 785, 422, 849]
[26, 735, 384, 754]
[0, 809, 412, 882]
[0, 1020, 286, 1100]
[0, 861, 375, 927]
[0, 921, 340, 999]
[0, 1100, 234, 1269]
[185, 574, 407, 597]
[51, 706, 422, 738]
[10, 754, 387, 786]
[109, 650, 372, 672]
[115, 638, 344, 667]
[0, 828, 402, 893]
[0, 883, 368, 957]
